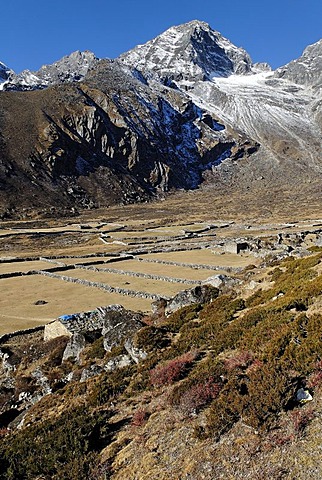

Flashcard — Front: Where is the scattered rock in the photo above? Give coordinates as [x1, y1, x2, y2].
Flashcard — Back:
[80, 365, 103, 383]
[62, 333, 86, 362]
[164, 285, 219, 316]
[104, 354, 133, 372]
[34, 300, 48, 305]
[102, 309, 144, 352]
[124, 339, 147, 364]
[296, 388, 313, 404]
[203, 274, 238, 288]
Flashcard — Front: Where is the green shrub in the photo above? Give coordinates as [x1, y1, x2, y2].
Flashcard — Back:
[165, 304, 202, 333]
[133, 325, 170, 351]
[0, 406, 111, 480]
[85, 337, 106, 360]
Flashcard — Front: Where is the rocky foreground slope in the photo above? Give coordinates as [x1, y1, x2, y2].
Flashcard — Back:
[1, 250, 322, 478]
[0, 20, 321, 218]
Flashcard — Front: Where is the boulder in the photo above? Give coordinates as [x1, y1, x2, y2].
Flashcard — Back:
[203, 274, 237, 288]
[296, 388, 313, 404]
[165, 285, 219, 316]
[104, 354, 133, 372]
[124, 339, 148, 364]
[102, 308, 145, 352]
[80, 365, 103, 383]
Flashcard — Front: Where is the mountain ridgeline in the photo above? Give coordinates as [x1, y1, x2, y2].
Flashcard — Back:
[0, 20, 321, 218]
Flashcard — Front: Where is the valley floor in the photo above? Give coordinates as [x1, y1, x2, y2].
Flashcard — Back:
[1, 186, 322, 335]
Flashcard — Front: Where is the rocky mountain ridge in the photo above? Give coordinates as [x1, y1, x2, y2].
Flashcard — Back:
[121, 21, 322, 183]
[0, 51, 98, 91]
[119, 20, 254, 84]
[0, 20, 321, 219]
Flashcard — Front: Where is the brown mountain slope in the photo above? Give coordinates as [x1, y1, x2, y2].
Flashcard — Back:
[0, 60, 255, 219]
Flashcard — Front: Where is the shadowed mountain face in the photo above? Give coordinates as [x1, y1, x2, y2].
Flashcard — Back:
[0, 21, 321, 218]
[0, 58, 254, 218]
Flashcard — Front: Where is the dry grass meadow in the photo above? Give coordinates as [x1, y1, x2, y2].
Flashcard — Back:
[1, 185, 322, 335]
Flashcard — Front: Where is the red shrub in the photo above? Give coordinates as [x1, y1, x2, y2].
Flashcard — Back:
[246, 358, 263, 374]
[308, 360, 322, 389]
[150, 351, 197, 387]
[291, 407, 315, 435]
[0, 428, 9, 438]
[131, 408, 149, 427]
[178, 377, 222, 415]
[224, 350, 254, 371]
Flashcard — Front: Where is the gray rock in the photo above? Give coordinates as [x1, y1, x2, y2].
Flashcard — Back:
[124, 339, 147, 364]
[80, 364, 103, 382]
[62, 333, 86, 361]
[102, 308, 144, 352]
[31, 367, 52, 395]
[203, 274, 237, 288]
[296, 388, 313, 404]
[104, 354, 133, 372]
[165, 284, 219, 316]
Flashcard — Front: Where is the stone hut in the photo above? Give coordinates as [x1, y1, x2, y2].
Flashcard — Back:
[44, 305, 124, 341]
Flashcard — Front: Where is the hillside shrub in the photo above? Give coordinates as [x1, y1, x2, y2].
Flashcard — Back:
[131, 408, 149, 427]
[133, 325, 170, 352]
[150, 351, 197, 387]
[0, 406, 111, 480]
[170, 376, 222, 416]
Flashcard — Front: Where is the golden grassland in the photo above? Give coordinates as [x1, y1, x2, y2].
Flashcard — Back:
[62, 268, 190, 297]
[0, 275, 152, 335]
[142, 249, 258, 267]
[1, 186, 322, 338]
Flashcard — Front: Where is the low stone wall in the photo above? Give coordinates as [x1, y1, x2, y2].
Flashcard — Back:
[135, 256, 242, 273]
[77, 264, 202, 286]
[0, 325, 45, 345]
[0, 266, 76, 280]
[36, 271, 167, 300]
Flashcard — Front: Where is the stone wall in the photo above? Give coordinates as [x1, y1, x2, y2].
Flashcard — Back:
[36, 270, 167, 300]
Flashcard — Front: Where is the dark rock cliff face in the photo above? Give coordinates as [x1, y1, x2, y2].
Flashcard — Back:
[0, 59, 254, 218]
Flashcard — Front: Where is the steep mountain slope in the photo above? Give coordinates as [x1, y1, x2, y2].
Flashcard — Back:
[0, 62, 13, 87]
[0, 59, 254, 218]
[121, 21, 322, 186]
[0, 20, 321, 218]
[119, 20, 253, 84]
[275, 39, 322, 87]
[2, 251, 322, 478]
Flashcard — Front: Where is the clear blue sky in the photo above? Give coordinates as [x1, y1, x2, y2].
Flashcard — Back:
[1, 0, 321, 73]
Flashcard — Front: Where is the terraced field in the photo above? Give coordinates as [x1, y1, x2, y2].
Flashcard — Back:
[0, 220, 259, 334]
[1, 202, 322, 336]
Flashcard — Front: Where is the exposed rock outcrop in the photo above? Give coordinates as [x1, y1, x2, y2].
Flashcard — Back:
[163, 284, 219, 316]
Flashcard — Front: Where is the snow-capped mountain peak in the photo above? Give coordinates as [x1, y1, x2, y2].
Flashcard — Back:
[119, 20, 253, 84]
[2, 50, 99, 91]
[274, 38, 322, 87]
[0, 61, 14, 90]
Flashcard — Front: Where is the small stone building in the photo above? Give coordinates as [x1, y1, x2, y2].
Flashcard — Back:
[44, 305, 124, 341]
